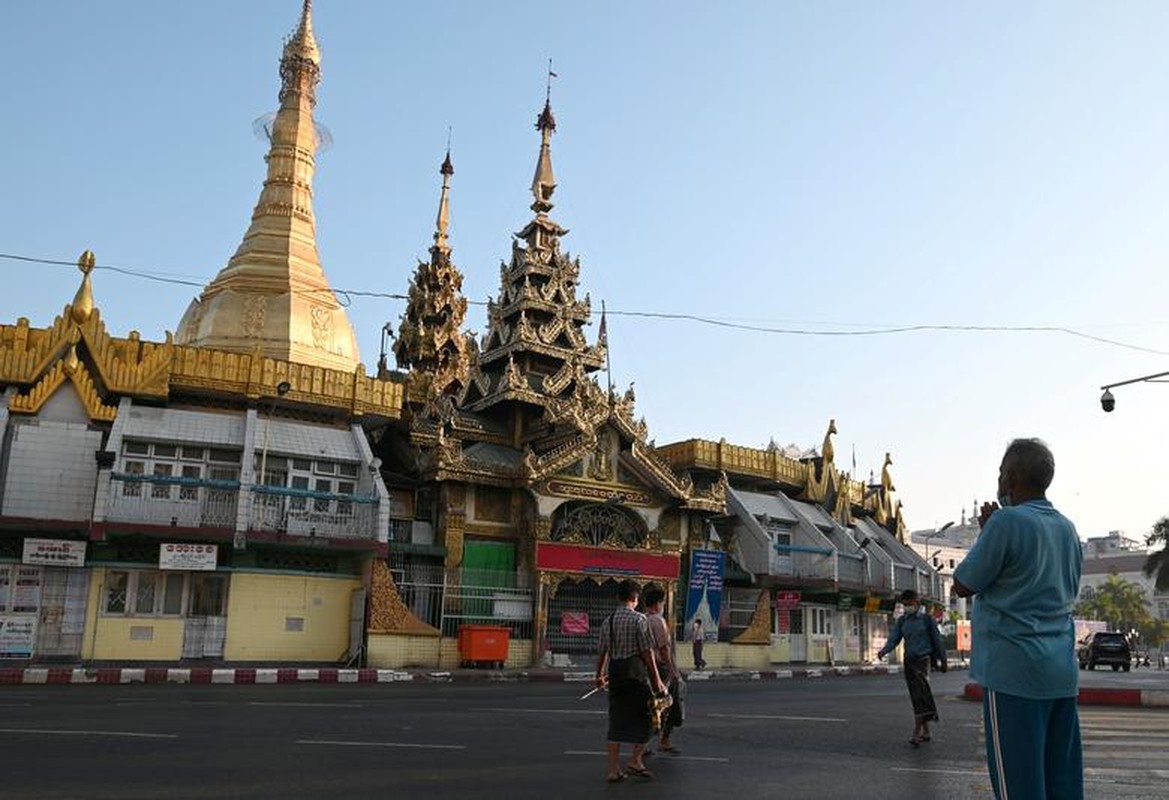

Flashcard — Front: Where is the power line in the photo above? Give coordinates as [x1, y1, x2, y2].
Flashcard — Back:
[2, 251, 1167, 356]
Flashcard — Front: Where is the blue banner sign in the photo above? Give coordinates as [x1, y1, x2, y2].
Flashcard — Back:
[683, 549, 725, 642]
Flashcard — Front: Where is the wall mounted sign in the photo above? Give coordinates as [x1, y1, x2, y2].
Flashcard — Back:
[22, 538, 86, 568]
[159, 543, 218, 571]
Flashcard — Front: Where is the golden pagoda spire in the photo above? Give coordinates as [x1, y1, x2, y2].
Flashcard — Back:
[433, 145, 454, 258]
[531, 61, 558, 215]
[284, 0, 320, 67]
[175, 0, 360, 372]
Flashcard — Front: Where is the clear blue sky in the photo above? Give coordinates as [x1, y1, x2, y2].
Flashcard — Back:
[4, 1, 1168, 540]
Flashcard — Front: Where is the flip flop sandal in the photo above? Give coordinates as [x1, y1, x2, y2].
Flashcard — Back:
[625, 765, 655, 780]
[659, 745, 680, 754]
[606, 772, 627, 783]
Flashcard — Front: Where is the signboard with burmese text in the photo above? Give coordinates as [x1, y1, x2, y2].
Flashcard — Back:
[22, 538, 86, 568]
[159, 543, 218, 571]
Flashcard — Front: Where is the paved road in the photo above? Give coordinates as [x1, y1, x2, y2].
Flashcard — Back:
[0, 673, 1166, 799]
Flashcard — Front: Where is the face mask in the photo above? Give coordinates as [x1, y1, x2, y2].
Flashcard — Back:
[997, 493, 1011, 508]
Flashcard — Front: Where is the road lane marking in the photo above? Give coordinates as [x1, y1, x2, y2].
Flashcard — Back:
[0, 728, 177, 739]
[565, 750, 731, 763]
[892, 767, 987, 777]
[249, 702, 364, 708]
[707, 713, 847, 723]
[471, 707, 605, 715]
[296, 739, 465, 750]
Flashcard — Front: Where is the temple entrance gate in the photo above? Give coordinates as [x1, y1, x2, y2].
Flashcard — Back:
[545, 577, 620, 659]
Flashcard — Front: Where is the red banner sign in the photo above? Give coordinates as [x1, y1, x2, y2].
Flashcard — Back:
[561, 612, 590, 636]
[775, 590, 801, 610]
[536, 542, 680, 579]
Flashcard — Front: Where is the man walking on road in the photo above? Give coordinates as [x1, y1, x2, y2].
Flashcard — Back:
[954, 438, 1083, 800]
[642, 584, 684, 756]
[596, 579, 667, 783]
[877, 589, 947, 746]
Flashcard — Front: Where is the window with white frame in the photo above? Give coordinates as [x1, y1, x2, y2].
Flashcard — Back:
[811, 607, 833, 636]
[252, 456, 361, 517]
[103, 570, 187, 617]
[121, 441, 241, 500]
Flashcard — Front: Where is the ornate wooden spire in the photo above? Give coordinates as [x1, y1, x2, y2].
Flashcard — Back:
[175, 0, 360, 372]
[460, 83, 606, 420]
[433, 148, 454, 257]
[394, 149, 473, 399]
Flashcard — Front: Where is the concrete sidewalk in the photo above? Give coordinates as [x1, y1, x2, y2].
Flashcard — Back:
[963, 682, 1169, 709]
[0, 663, 924, 686]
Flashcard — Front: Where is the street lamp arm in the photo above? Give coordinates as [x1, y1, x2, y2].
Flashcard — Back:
[1101, 370, 1169, 391]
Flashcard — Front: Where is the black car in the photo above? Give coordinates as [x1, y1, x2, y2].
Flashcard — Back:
[1078, 631, 1131, 671]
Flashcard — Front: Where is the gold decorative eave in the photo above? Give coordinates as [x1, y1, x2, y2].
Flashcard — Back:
[479, 339, 605, 369]
[1, 317, 403, 422]
[8, 355, 117, 422]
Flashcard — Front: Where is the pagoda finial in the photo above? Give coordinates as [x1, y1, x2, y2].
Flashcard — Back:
[433, 139, 454, 258]
[531, 60, 558, 214]
[284, 0, 320, 66]
[70, 250, 97, 324]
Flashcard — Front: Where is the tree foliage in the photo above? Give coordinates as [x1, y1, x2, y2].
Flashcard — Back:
[1145, 516, 1169, 592]
[1075, 574, 1152, 633]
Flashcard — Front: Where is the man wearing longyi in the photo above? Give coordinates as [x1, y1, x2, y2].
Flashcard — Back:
[595, 579, 667, 783]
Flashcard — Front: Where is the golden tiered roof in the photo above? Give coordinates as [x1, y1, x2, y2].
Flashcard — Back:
[658, 419, 908, 539]
[175, 0, 360, 372]
[0, 253, 402, 422]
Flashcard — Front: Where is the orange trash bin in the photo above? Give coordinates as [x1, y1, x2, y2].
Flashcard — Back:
[458, 625, 510, 669]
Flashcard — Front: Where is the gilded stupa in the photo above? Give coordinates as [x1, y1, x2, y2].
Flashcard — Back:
[175, 0, 361, 372]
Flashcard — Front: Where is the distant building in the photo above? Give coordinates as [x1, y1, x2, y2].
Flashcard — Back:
[1079, 536, 1169, 624]
[1083, 530, 1144, 558]
[910, 504, 982, 619]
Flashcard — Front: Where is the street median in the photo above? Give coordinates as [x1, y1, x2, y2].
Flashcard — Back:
[963, 682, 1169, 708]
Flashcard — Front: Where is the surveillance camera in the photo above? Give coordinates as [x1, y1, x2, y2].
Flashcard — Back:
[1100, 389, 1115, 413]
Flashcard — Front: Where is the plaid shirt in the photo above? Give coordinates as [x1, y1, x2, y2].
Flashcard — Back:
[599, 606, 654, 660]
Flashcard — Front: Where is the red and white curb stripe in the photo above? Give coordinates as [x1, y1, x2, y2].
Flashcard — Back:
[964, 682, 1169, 708]
[0, 664, 919, 686]
[0, 668, 416, 685]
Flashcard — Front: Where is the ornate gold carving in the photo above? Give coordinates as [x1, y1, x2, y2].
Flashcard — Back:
[241, 295, 267, 339]
[367, 559, 440, 635]
[732, 590, 771, 645]
[309, 303, 333, 348]
[588, 428, 613, 482]
[546, 479, 651, 507]
[551, 501, 649, 549]
[71, 251, 96, 325]
[444, 510, 465, 568]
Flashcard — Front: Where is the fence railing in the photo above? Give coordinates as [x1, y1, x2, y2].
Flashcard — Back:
[249, 485, 378, 540]
[107, 474, 239, 529]
[389, 558, 535, 642]
[893, 563, 916, 594]
[836, 552, 867, 588]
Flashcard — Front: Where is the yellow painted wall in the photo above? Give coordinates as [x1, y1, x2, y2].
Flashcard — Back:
[223, 572, 361, 662]
[367, 633, 532, 670]
[81, 567, 185, 661]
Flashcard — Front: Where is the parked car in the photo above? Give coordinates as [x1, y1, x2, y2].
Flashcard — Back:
[1077, 631, 1131, 671]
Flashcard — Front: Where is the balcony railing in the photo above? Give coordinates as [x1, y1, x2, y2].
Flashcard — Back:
[836, 552, 867, 588]
[249, 485, 378, 540]
[107, 474, 239, 530]
[893, 563, 916, 594]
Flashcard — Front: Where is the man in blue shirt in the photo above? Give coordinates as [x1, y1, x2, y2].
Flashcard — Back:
[877, 589, 947, 746]
[954, 438, 1083, 800]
